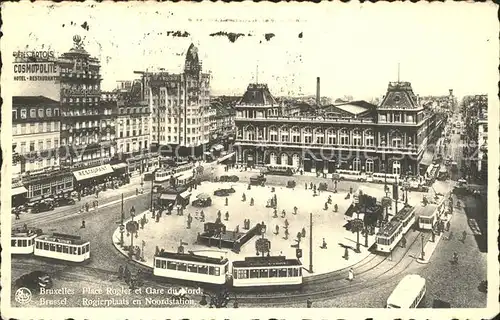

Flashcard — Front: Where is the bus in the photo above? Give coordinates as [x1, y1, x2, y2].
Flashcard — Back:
[262, 165, 295, 176]
[387, 274, 426, 308]
[334, 169, 368, 182]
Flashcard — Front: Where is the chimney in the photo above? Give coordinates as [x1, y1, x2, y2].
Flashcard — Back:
[316, 77, 320, 106]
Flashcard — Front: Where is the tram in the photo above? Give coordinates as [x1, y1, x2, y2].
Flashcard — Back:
[11, 228, 42, 255]
[418, 198, 447, 230]
[375, 205, 416, 253]
[335, 169, 368, 182]
[154, 251, 229, 285]
[371, 172, 399, 184]
[232, 256, 303, 288]
[34, 233, 90, 263]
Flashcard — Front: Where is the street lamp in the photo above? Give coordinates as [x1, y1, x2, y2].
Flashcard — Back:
[420, 234, 425, 260]
[119, 193, 125, 247]
[129, 206, 137, 258]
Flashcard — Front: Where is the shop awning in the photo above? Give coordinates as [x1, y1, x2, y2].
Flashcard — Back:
[160, 193, 178, 201]
[111, 163, 128, 170]
[12, 186, 28, 196]
[179, 191, 192, 199]
[217, 152, 236, 163]
[73, 164, 114, 181]
[420, 150, 434, 167]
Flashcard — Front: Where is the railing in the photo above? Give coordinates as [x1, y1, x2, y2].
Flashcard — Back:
[235, 115, 375, 124]
[235, 139, 421, 154]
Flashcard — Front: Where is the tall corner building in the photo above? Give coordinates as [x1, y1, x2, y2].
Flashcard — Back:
[141, 43, 212, 159]
[234, 80, 445, 177]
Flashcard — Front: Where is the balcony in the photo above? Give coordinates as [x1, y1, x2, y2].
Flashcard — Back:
[234, 139, 421, 155]
[235, 115, 376, 125]
[60, 71, 101, 81]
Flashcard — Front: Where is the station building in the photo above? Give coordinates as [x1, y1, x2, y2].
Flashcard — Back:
[234, 80, 445, 177]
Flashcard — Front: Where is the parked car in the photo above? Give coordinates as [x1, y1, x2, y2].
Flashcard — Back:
[214, 188, 232, 197]
[31, 202, 54, 214]
[15, 271, 53, 292]
[249, 174, 266, 186]
[192, 197, 212, 207]
[55, 198, 76, 207]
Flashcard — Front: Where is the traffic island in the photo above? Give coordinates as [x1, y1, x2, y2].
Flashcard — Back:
[417, 233, 443, 264]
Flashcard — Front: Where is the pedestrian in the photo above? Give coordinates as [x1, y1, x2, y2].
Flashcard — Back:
[305, 183, 308, 190]
[293, 206, 298, 215]
[284, 219, 289, 228]
[461, 230, 467, 243]
[281, 209, 286, 218]
[401, 236, 406, 248]
[275, 225, 279, 235]
[446, 221, 450, 231]
[242, 193, 246, 202]
[225, 211, 229, 221]
[348, 268, 354, 281]
[15, 211, 20, 220]
[321, 238, 327, 249]
[250, 197, 254, 206]
[118, 265, 124, 279]
[324, 202, 328, 210]
[333, 204, 338, 212]
[273, 209, 278, 218]
[344, 247, 349, 260]
[284, 228, 289, 240]
[81, 220, 86, 228]
[301, 227, 306, 238]
[306, 298, 312, 308]
[310, 182, 313, 189]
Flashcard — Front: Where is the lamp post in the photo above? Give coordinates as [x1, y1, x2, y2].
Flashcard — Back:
[119, 193, 125, 247]
[309, 212, 313, 273]
[150, 168, 158, 212]
[129, 206, 136, 258]
[420, 234, 425, 260]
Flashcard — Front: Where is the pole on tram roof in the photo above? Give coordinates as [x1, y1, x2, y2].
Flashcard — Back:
[309, 212, 313, 273]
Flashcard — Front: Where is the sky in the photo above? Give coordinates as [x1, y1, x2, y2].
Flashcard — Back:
[3, 2, 498, 100]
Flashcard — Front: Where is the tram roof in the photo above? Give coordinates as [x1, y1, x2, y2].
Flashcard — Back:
[232, 256, 302, 268]
[414, 204, 437, 217]
[394, 205, 415, 221]
[36, 233, 88, 245]
[155, 251, 228, 265]
[376, 219, 401, 237]
[11, 229, 39, 237]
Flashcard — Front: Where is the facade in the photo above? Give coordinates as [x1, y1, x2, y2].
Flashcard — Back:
[58, 35, 116, 190]
[462, 94, 488, 181]
[234, 81, 445, 177]
[12, 96, 73, 202]
[141, 43, 212, 157]
[113, 81, 157, 174]
[209, 100, 237, 145]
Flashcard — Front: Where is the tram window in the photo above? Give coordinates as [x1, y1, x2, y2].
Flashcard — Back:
[278, 268, 287, 277]
[249, 269, 259, 278]
[288, 268, 293, 276]
[299, 268, 302, 276]
[27, 239, 31, 246]
[161, 260, 166, 269]
[167, 261, 177, 270]
[214, 267, 220, 276]
[293, 268, 299, 277]
[237, 270, 249, 279]
[187, 264, 198, 273]
[208, 266, 215, 275]
[82, 245, 86, 254]
[198, 265, 208, 274]
[78, 247, 82, 255]
[50, 244, 56, 252]
[225, 264, 228, 273]
[21, 240, 27, 247]
[259, 269, 269, 278]
[56, 245, 63, 253]
[155, 260, 161, 268]
[86, 244, 90, 252]
[72, 247, 78, 254]
[11, 240, 17, 247]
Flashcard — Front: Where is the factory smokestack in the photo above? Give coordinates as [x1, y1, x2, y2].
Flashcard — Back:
[316, 77, 320, 106]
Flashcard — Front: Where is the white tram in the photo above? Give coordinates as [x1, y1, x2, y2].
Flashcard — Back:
[154, 251, 229, 285]
[34, 233, 90, 263]
[371, 172, 399, 184]
[335, 169, 368, 182]
[418, 198, 447, 230]
[232, 256, 303, 288]
[375, 205, 416, 253]
[11, 228, 41, 255]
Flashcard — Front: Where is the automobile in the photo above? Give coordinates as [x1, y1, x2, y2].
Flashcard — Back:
[152, 185, 164, 193]
[214, 189, 231, 197]
[249, 174, 266, 186]
[218, 175, 239, 183]
[31, 202, 54, 214]
[14, 271, 53, 292]
[54, 198, 76, 207]
[192, 195, 212, 207]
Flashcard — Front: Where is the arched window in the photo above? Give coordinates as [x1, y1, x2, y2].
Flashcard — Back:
[280, 126, 289, 142]
[391, 131, 402, 148]
[245, 126, 255, 140]
[303, 127, 312, 144]
[292, 153, 300, 167]
[364, 129, 374, 146]
[291, 127, 301, 143]
[392, 160, 401, 175]
[353, 130, 362, 146]
[269, 126, 278, 142]
[281, 153, 289, 165]
[353, 158, 361, 171]
[257, 127, 264, 140]
[327, 129, 337, 145]
[269, 152, 277, 165]
[340, 128, 349, 145]
[365, 158, 374, 173]
[314, 128, 325, 144]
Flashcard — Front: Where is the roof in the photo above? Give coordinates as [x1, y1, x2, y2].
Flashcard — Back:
[378, 82, 421, 110]
[335, 101, 376, 115]
[376, 219, 401, 237]
[232, 256, 302, 268]
[238, 83, 278, 106]
[13, 96, 59, 105]
[393, 205, 415, 221]
[387, 274, 426, 307]
[155, 251, 228, 265]
[414, 204, 437, 217]
[36, 233, 88, 245]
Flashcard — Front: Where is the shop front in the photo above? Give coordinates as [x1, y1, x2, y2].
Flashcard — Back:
[12, 183, 28, 208]
[73, 164, 115, 197]
[22, 169, 74, 203]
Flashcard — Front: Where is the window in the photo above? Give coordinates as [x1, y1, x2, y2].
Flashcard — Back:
[46, 109, 52, 117]
[187, 264, 198, 273]
[198, 265, 208, 274]
[38, 109, 44, 117]
[365, 159, 374, 173]
[392, 160, 401, 175]
[167, 261, 177, 270]
[353, 158, 361, 171]
[250, 269, 259, 278]
[236, 270, 249, 279]
[259, 269, 269, 278]
[394, 113, 401, 122]
[46, 139, 52, 149]
[12, 110, 17, 120]
[30, 142, 35, 152]
[21, 109, 27, 119]
[364, 130, 374, 146]
[54, 108, 60, 116]
[340, 129, 349, 145]
[269, 127, 278, 142]
[327, 129, 337, 145]
[30, 109, 36, 118]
